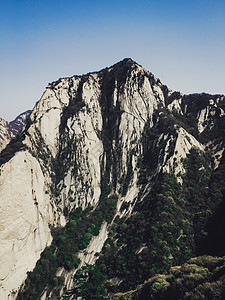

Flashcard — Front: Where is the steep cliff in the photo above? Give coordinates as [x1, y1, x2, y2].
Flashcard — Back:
[0, 59, 225, 299]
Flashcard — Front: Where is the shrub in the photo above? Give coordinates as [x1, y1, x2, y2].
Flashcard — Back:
[151, 278, 169, 293]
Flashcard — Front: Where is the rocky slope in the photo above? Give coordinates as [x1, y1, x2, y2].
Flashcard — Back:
[0, 111, 31, 152]
[0, 59, 225, 299]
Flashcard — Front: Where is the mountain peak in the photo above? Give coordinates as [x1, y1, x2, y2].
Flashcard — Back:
[118, 57, 137, 65]
[108, 57, 141, 71]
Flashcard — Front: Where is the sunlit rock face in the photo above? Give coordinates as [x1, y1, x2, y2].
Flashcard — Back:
[0, 58, 224, 299]
[0, 151, 53, 299]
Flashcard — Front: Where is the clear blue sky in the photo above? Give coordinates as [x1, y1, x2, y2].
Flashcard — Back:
[1, 0, 225, 121]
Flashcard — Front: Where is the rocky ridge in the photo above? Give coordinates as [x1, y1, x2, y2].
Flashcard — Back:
[0, 111, 31, 152]
[0, 59, 225, 299]
[0, 118, 11, 152]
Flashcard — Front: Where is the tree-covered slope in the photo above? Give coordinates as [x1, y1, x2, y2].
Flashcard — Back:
[112, 256, 225, 300]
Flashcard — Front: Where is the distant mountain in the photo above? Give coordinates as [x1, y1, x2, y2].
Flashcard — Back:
[0, 58, 225, 299]
[0, 110, 31, 152]
[0, 118, 11, 152]
[10, 111, 32, 137]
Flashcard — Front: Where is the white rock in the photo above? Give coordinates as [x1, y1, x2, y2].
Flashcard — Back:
[167, 98, 183, 115]
[163, 127, 205, 180]
[0, 151, 54, 299]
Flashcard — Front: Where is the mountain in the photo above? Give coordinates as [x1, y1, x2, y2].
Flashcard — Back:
[0, 58, 225, 299]
[0, 110, 31, 152]
[9, 111, 32, 137]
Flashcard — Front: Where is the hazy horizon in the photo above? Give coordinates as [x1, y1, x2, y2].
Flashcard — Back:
[1, 0, 225, 121]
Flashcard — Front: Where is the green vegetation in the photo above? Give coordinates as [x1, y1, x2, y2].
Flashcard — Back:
[94, 149, 216, 294]
[97, 173, 194, 292]
[65, 264, 107, 300]
[112, 256, 225, 300]
[151, 278, 169, 294]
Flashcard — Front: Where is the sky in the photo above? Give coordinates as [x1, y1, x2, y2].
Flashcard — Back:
[0, 0, 225, 121]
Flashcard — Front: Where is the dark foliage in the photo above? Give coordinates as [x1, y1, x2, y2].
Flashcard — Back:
[65, 264, 107, 300]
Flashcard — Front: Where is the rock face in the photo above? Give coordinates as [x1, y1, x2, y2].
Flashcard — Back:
[0, 59, 225, 299]
[0, 111, 31, 152]
[0, 151, 53, 299]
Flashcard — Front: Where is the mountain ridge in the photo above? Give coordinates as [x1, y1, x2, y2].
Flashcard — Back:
[0, 110, 31, 153]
